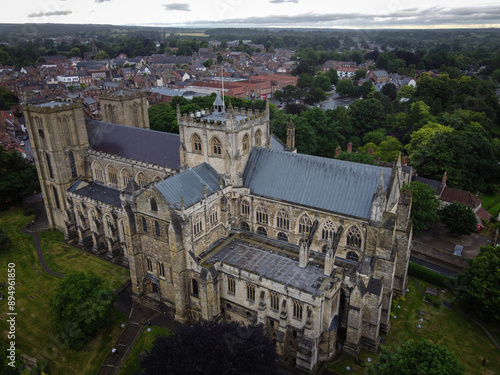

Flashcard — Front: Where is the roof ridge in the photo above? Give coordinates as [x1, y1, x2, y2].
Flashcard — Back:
[190, 164, 216, 194]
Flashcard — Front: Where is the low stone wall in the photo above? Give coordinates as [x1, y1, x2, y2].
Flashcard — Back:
[411, 241, 469, 272]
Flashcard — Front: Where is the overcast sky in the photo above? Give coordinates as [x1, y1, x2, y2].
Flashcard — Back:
[2, 0, 500, 29]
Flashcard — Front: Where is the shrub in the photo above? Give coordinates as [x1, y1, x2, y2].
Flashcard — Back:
[408, 262, 454, 288]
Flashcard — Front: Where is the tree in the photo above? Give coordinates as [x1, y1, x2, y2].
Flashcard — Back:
[49, 271, 116, 350]
[456, 245, 500, 321]
[367, 340, 464, 375]
[403, 181, 439, 234]
[381, 83, 397, 101]
[141, 321, 278, 375]
[94, 51, 109, 60]
[349, 98, 387, 135]
[336, 79, 355, 97]
[0, 87, 19, 110]
[148, 103, 178, 133]
[0, 146, 40, 204]
[440, 202, 477, 236]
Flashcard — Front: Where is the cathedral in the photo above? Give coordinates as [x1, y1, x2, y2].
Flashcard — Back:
[24, 91, 413, 372]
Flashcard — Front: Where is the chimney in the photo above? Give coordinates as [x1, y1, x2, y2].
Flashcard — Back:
[347, 142, 352, 154]
[368, 148, 373, 157]
[335, 146, 341, 157]
[402, 155, 408, 166]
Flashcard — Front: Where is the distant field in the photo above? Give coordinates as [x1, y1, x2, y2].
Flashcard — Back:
[175, 32, 208, 37]
[0, 207, 130, 375]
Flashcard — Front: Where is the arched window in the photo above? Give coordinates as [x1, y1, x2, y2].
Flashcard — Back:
[121, 168, 131, 189]
[210, 204, 219, 225]
[150, 197, 158, 212]
[255, 205, 268, 224]
[299, 214, 312, 234]
[154, 221, 161, 237]
[92, 161, 104, 182]
[270, 292, 279, 311]
[242, 134, 249, 152]
[52, 186, 60, 209]
[276, 209, 289, 230]
[241, 221, 250, 231]
[193, 214, 203, 236]
[146, 257, 153, 272]
[347, 225, 362, 247]
[46, 152, 53, 179]
[136, 172, 148, 189]
[107, 165, 118, 186]
[346, 251, 359, 262]
[158, 262, 166, 278]
[142, 217, 148, 232]
[257, 226, 267, 237]
[277, 232, 288, 242]
[192, 279, 199, 297]
[241, 200, 250, 215]
[192, 133, 202, 154]
[211, 137, 222, 156]
[227, 276, 236, 294]
[293, 300, 303, 320]
[246, 283, 255, 301]
[322, 220, 336, 241]
[68, 151, 77, 178]
[255, 129, 262, 146]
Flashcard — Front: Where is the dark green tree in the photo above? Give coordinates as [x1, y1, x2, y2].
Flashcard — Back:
[403, 181, 439, 234]
[49, 271, 117, 350]
[141, 321, 278, 375]
[381, 83, 397, 101]
[0, 146, 40, 204]
[456, 245, 500, 321]
[148, 103, 178, 133]
[336, 79, 355, 97]
[0, 87, 19, 110]
[440, 202, 477, 236]
[349, 98, 387, 135]
[367, 340, 464, 375]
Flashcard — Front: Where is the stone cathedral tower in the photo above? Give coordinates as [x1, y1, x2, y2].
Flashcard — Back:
[99, 91, 149, 128]
[178, 93, 270, 185]
[24, 101, 89, 233]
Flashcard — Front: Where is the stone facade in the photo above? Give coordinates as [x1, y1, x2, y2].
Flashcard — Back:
[24, 92, 413, 373]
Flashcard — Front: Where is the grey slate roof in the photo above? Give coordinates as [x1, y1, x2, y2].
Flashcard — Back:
[411, 175, 444, 196]
[243, 148, 392, 219]
[155, 162, 220, 209]
[86, 120, 180, 169]
[270, 134, 287, 151]
[69, 180, 121, 206]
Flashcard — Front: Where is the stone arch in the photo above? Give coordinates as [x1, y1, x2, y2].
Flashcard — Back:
[136, 172, 149, 189]
[121, 168, 132, 189]
[242, 133, 249, 152]
[106, 164, 118, 186]
[320, 218, 337, 241]
[255, 204, 268, 225]
[149, 196, 158, 212]
[192, 133, 202, 154]
[92, 160, 104, 182]
[275, 209, 289, 230]
[210, 136, 222, 156]
[254, 129, 262, 146]
[209, 203, 219, 225]
[153, 175, 162, 183]
[298, 212, 312, 234]
[346, 224, 363, 248]
[103, 213, 114, 238]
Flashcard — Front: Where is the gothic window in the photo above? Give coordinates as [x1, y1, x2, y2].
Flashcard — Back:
[158, 262, 165, 278]
[299, 214, 312, 234]
[92, 162, 104, 182]
[61, 116, 72, 147]
[132, 103, 140, 127]
[256, 226, 267, 237]
[322, 220, 336, 241]
[270, 292, 279, 311]
[150, 197, 158, 212]
[192, 279, 199, 297]
[146, 257, 153, 272]
[241, 222, 250, 231]
[293, 300, 303, 320]
[136, 172, 148, 189]
[154, 176, 162, 183]
[121, 168, 131, 189]
[255, 129, 262, 146]
[277, 232, 288, 242]
[154, 221, 161, 237]
[210, 204, 219, 225]
[241, 200, 250, 215]
[242, 134, 249, 152]
[276, 209, 289, 230]
[227, 276, 236, 295]
[68, 151, 77, 178]
[346, 251, 359, 262]
[347, 225, 362, 247]
[107, 165, 118, 186]
[246, 283, 255, 302]
[142, 217, 148, 233]
[192, 133, 202, 154]
[52, 186, 60, 209]
[46, 152, 53, 179]
[193, 214, 203, 236]
[211, 137, 222, 156]
[255, 205, 268, 224]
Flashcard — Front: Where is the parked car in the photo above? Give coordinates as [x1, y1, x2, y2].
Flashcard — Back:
[453, 245, 463, 256]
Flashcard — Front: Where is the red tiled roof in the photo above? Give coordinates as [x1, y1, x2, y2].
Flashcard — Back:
[476, 207, 492, 222]
[440, 187, 481, 208]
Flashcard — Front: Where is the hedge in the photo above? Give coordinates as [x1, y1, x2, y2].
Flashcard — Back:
[408, 261, 455, 288]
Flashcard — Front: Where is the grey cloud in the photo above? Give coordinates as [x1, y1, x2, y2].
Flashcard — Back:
[269, 0, 299, 3]
[162, 3, 191, 11]
[28, 10, 72, 18]
[95, 0, 112, 3]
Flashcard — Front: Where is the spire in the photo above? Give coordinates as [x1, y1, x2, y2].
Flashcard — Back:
[213, 91, 225, 113]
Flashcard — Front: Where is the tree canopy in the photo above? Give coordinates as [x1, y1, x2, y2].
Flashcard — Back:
[456, 245, 500, 321]
[140, 321, 278, 375]
[440, 202, 477, 236]
[367, 340, 464, 375]
[403, 181, 439, 234]
[49, 271, 116, 350]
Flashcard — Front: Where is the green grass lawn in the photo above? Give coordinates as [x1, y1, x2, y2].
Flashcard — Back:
[118, 326, 171, 375]
[327, 278, 500, 375]
[0, 207, 130, 375]
[478, 191, 500, 218]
